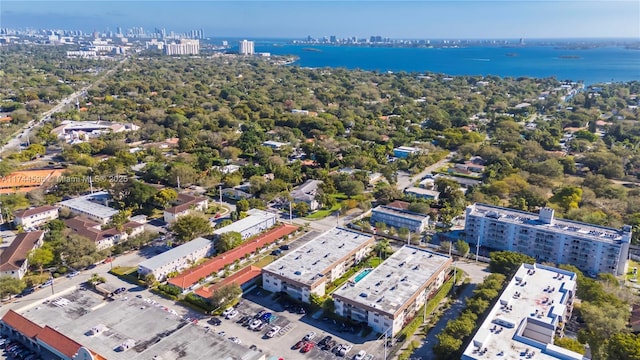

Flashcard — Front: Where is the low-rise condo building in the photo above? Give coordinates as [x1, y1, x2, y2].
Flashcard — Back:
[138, 237, 213, 281]
[333, 246, 451, 336]
[0, 231, 44, 279]
[13, 205, 59, 229]
[163, 193, 209, 223]
[59, 192, 118, 225]
[212, 209, 277, 240]
[262, 228, 374, 303]
[371, 205, 430, 233]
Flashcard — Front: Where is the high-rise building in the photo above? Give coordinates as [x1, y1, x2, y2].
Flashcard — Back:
[164, 39, 200, 55]
[464, 203, 631, 275]
[238, 40, 255, 55]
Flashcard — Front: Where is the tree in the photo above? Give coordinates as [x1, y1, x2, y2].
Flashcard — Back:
[433, 333, 463, 359]
[408, 202, 431, 214]
[88, 273, 106, 287]
[550, 186, 583, 211]
[57, 235, 99, 269]
[489, 251, 535, 277]
[440, 240, 453, 253]
[340, 180, 365, 198]
[455, 239, 470, 258]
[579, 301, 629, 353]
[109, 210, 131, 231]
[216, 231, 243, 253]
[153, 188, 178, 208]
[603, 333, 640, 360]
[143, 273, 157, 288]
[209, 283, 242, 310]
[554, 337, 586, 355]
[294, 201, 310, 217]
[170, 214, 213, 243]
[374, 239, 392, 259]
[29, 247, 54, 274]
[374, 184, 403, 204]
[236, 199, 250, 213]
[0, 277, 26, 299]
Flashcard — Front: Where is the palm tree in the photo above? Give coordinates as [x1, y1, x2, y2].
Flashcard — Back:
[374, 239, 392, 260]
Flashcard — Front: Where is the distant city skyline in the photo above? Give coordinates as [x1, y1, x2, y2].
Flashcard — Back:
[2, 1, 639, 39]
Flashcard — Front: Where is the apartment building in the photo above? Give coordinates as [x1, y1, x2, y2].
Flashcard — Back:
[333, 246, 451, 336]
[138, 237, 213, 281]
[262, 228, 374, 303]
[212, 209, 277, 240]
[371, 205, 430, 233]
[59, 192, 118, 225]
[0, 231, 44, 279]
[163, 193, 209, 223]
[13, 205, 59, 229]
[238, 40, 254, 55]
[393, 146, 421, 159]
[164, 39, 199, 55]
[462, 263, 583, 360]
[464, 203, 632, 276]
[64, 217, 144, 251]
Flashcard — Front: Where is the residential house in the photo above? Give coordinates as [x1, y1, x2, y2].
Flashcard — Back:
[404, 187, 440, 201]
[290, 179, 322, 211]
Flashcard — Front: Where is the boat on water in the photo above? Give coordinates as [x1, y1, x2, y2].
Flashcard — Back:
[302, 47, 322, 53]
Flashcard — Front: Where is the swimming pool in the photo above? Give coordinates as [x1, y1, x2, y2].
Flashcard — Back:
[354, 268, 373, 283]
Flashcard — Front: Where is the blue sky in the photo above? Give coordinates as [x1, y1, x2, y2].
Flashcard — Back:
[2, 1, 639, 39]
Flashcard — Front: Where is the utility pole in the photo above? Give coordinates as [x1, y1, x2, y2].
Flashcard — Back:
[289, 202, 292, 224]
[475, 235, 480, 262]
[407, 231, 410, 246]
[218, 185, 222, 204]
[89, 176, 94, 194]
[0, 202, 4, 224]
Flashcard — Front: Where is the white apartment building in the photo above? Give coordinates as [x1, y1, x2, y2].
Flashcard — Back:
[462, 263, 584, 360]
[262, 228, 374, 303]
[164, 39, 199, 55]
[13, 205, 59, 229]
[371, 205, 430, 233]
[212, 209, 276, 240]
[163, 193, 209, 223]
[238, 40, 255, 55]
[0, 231, 44, 279]
[59, 192, 118, 225]
[464, 203, 632, 276]
[138, 237, 214, 281]
[333, 246, 451, 336]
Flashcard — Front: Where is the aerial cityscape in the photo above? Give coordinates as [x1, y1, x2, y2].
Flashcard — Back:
[0, 1, 638, 360]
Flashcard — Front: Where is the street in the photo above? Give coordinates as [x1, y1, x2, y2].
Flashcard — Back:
[395, 152, 454, 191]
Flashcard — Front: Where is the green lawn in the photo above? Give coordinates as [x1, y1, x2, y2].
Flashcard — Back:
[305, 203, 341, 220]
[109, 266, 138, 276]
[253, 255, 276, 268]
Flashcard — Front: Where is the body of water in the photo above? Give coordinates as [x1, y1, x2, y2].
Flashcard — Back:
[252, 42, 639, 85]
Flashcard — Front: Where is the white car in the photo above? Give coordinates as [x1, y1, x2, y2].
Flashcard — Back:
[266, 326, 281, 338]
[222, 307, 235, 317]
[66, 271, 80, 278]
[339, 344, 353, 356]
[229, 337, 241, 344]
[303, 331, 316, 341]
[249, 319, 262, 330]
[354, 350, 367, 360]
[226, 310, 238, 320]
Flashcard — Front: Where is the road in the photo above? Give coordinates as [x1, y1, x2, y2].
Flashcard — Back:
[395, 152, 454, 191]
[0, 56, 128, 155]
[407, 260, 489, 360]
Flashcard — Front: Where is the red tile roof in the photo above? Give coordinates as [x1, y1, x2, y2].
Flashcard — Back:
[64, 217, 142, 243]
[195, 266, 262, 298]
[386, 200, 411, 210]
[36, 326, 83, 359]
[169, 224, 298, 289]
[1, 310, 42, 338]
[0, 231, 44, 272]
[14, 205, 58, 218]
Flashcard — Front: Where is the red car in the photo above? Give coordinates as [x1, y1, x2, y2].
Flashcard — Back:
[301, 342, 315, 353]
[293, 340, 306, 350]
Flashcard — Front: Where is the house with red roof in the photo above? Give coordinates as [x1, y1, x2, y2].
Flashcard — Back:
[163, 193, 209, 223]
[64, 217, 144, 251]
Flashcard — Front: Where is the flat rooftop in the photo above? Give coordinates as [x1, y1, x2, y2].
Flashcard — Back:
[405, 187, 440, 197]
[468, 203, 630, 244]
[462, 263, 581, 360]
[372, 205, 430, 222]
[212, 209, 276, 236]
[138, 237, 212, 271]
[59, 192, 118, 220]
[20, 290, 263, 360]
[333, 246, 450, 317]
[263, 227, 373, 287]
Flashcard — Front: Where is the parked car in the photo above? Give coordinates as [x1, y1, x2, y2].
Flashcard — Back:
[303, 331, 316, 341]
[279, 244, 290, 250]
[222, 307, 235, 317]
[260, 312, 273, 322]
[339, 344, 353, 356]
[354, 350, 367, 360]
[39, 280, 53, 288]
[293, 340, 307, 350]
[323, 339, 337, 351]
[208, 317, 222, 326]
[249, 319, 262, 330]
[238, 315, 251, 324]
[254, 310, 267, 319]
[66, 271, 80, 278]
[331, 344, 343, 354]
[319, 335, 332, 346]
[301, 341, 315, 353]
[271, 249, 283, 256]
[243, 316, 254, 327]
[256, 321, 268, 331]
[229, 337, 241, 344]
[225, 310, 238, 319]
[266, 326, 281, 338]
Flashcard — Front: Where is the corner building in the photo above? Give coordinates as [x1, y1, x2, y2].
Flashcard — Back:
[464, 203, 631, 276]
[262, 228, 374, 303]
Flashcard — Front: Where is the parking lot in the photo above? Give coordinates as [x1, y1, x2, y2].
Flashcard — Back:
[210, 287, 385, 359]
